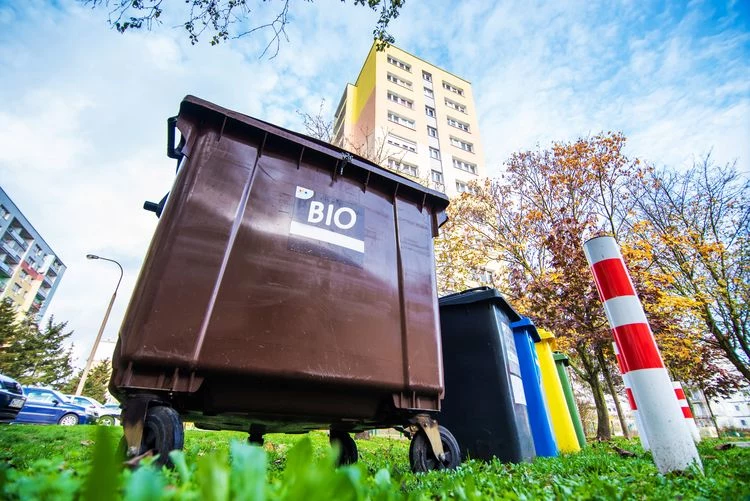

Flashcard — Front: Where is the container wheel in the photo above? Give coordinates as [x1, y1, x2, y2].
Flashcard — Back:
[409, 425, 461, 473]
[329, 430, 358, 466]
[124, 405, 184, 467]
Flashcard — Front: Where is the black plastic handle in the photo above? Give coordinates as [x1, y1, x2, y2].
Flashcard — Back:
[167, 116, 182, 159]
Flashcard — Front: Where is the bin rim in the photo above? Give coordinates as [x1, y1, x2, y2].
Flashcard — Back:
[553, 352, 570, 365]
[178, 95, 450, 216]
[438, 287, 521, 322]
[510, 316, 542, 343]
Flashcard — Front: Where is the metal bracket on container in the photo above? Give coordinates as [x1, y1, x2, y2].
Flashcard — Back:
[122, 396, 150, 458]
[413, 414, 445, 461]
[334, 152, 353, 181]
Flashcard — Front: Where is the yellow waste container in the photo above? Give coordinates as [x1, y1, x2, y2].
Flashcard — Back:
[535, 328, 580, 453]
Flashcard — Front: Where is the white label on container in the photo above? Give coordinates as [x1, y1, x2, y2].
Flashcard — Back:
[510, 374, 527, 406]
[289, 186, 365, 267]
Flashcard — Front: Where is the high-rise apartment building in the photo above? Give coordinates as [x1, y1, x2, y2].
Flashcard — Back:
[0, 186, 66, 320]
[333, 43, 485, 197]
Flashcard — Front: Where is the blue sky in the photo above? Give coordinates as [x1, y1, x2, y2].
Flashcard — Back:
[0, 0, 748, 366]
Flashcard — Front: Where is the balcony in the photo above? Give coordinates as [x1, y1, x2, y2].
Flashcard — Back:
[36, 287, 49, 300]
[43, 272, 56, 286]
[6, 229, 27, 249]
[1, 240, 22, 262]
[0, 260, 11, 278]
[47, 262, 61, 276]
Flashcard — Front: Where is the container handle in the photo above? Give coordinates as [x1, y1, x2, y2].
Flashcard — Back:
[167, 116, 184, 160]
[440, 286, 491, 300]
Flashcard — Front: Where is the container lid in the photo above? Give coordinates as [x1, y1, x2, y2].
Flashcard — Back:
[438, 287, 521, 322]
[553, 352, 570, 365]
[537, 327, 556, 341]
[177, 96, 450, 220]
[509, 316, 541, 343]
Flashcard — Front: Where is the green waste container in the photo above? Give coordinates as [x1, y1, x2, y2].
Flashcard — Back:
[553, 352, 586, 449]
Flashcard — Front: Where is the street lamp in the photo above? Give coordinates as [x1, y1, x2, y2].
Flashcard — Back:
[75, 254, 124, 396]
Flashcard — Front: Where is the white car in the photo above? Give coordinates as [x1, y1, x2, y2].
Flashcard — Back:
[65, 395, 120, 426]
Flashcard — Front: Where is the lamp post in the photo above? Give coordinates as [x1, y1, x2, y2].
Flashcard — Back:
[75, 254, 123, 396]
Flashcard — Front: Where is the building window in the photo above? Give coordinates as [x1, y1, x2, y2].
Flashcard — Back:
[387, 55, 411, 72]
[453, 157, 478, 174]
[387, 91, 413, 109]
[450, 137, 474, 153]
[20, 270, 29, 281]
[424, 87, 434, 98]
[12, 283, 21, 294]
[387, 111, 415, 129]
[442, 81, 465, 96]
[742, 419, 747, 426]
[387, 72, 412, 89]
[0, 206, 9, 221]
[425, 106, 436, 118]
[736, 405, 741, 411]
[422, 71, 432, 82]
[447, 117, 470, 132]
[456, 180, 476, 194]
[427, 126, 438, 138]
[387, 158, 418, 177]
[429, 147, 441, 160]
[431, 170, 444, 183]
[386, 134, 417, 152]
[445, 98, 467, 114]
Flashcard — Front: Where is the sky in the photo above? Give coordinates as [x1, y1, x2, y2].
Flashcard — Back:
[0, 0, 748, 367]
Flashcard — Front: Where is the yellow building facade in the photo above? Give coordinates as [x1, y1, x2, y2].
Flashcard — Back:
[333, 43, 486, 198]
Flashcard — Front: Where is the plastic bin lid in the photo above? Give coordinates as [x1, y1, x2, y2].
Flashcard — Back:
[438, 287, 521, 322]
[537, 327, 556, 341]
[553, 352, 570, 365]
[178, 96, 450, 222]
[509, 316, 542, 343]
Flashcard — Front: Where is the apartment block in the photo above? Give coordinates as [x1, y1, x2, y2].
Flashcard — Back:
[333, 42, 485, 197]
[0, 186, 66, 320]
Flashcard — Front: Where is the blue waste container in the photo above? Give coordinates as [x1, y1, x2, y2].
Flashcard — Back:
[511, 316, 559, 457]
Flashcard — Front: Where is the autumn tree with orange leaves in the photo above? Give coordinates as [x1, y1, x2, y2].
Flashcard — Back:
[631, 157, 749, 393]
[436, 132, 732, 440]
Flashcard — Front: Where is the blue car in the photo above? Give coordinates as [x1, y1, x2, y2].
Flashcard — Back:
[13, 387, 96, 426]
[0, 373, 26, 423]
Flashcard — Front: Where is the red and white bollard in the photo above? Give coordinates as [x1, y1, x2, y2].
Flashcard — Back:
[613, 342, 650, 450]
[673, 381, 701, 443]
[584, 236, 702, 474]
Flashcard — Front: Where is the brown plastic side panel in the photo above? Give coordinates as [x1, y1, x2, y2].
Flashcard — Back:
[115, 98, 447, 415]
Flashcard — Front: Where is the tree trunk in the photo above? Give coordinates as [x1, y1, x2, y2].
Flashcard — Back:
[574, 345, 612, 441]
[590, 375, 612, 441]
[598, 348, 629, 439]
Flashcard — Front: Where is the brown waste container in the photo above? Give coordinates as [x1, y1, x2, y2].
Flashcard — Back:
[111, 96, 458, 472]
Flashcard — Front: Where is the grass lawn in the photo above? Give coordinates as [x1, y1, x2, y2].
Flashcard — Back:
[1, 424, 749, 500]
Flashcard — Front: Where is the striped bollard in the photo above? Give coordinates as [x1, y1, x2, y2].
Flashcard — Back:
[584, 236, 702, 474]
[613, 342, 650, 450]
[673, 382, 701, 443]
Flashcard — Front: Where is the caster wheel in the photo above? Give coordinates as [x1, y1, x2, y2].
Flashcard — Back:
[409, 425, 461, 472]
[122, 405, 184, 467]
[330, 430, 358, 466]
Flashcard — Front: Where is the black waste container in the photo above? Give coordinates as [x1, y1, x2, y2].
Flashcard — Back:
[438, 287, 536, 463]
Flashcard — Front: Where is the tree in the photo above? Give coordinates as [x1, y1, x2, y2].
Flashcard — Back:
[633, 156, 749, 388]
[63, 360, 113, 402]
[0, 309, 75, 387]
[81, 0, 405, 56]
[435, 133, 719, 440]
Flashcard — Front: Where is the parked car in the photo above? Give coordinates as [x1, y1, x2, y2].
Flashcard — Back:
[98, 402, 122, 426]
[13, 387, 96, 425]
[65, 395, 121, 426]
[0, 373, 26, 423]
